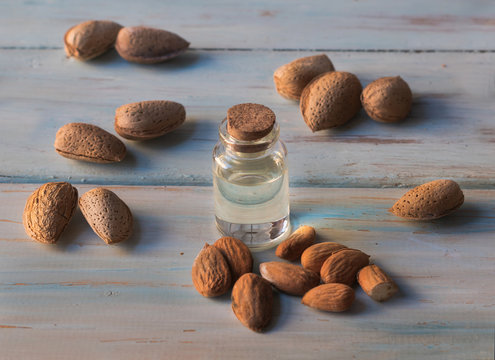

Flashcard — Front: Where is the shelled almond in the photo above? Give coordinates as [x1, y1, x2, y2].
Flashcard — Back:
[320, 248, 370, 285]
[302, 283, 355, 312]
[301, 241, 347, 273]
[232, 273, 273, 332]
[357, 265, 398, 302]
[259, 261, 320, 296]
[275, 225, 316, 261]
[192, 243, 232, 297]
[213, 236, 253, 281]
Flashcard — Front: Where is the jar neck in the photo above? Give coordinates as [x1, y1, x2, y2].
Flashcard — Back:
[219, 118, 280, 155]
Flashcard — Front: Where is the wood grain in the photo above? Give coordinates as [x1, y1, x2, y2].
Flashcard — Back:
[0, 50, 494, 187]
[1, 184, 493, 359]
[0, 0, 494, 50]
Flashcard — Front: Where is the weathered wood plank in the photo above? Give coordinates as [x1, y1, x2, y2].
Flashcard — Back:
[0, 0, 494, 50]
[0, 50, 494, 188]
[0, 184, 493, 359]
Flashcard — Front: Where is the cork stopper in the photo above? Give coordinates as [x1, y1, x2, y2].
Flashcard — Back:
[227, 103, 276, 141]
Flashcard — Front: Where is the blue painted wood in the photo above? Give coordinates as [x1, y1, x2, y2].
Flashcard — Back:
[0, 0, 494, 50]
[0, 184, 493, 359]
[0, 50, 494, 187]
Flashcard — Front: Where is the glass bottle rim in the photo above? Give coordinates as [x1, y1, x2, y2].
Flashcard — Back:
[218, 117, 280, 153]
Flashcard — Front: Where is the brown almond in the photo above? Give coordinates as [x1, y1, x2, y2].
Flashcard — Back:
[231, 273, 272, 332]
[22, 182, 78, 244]
[301, 242, 348, 273]
[361, 76, 412, 123]
[191, 243, 232, 297]
[320, 248, 370, 285]
[213, 236, 253, 281]
[357, 265, 398, 302]
[391, 179, 464, 220]
[79, 188, 133, 244]
[115, 100, 186, 140]
[273, 54, 335, 100]
[302, 283, 354, 312]
[64, 20, 122, 61]
[300, 71, 362, 132]
[275, 225, 316, 261]
[259, 262, 320, 296]
[54, 123, 126, 163]
[115, 26, 190, 64]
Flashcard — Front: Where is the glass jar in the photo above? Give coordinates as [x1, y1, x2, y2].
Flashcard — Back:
[212, 104, 291, 250]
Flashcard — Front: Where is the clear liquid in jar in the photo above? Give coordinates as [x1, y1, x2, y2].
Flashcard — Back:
[213, 151, 290, 250]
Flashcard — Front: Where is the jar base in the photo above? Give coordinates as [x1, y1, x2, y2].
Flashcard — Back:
[215, 215, 291, 251]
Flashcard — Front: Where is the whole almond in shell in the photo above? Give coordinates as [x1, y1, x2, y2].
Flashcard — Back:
[300, 71, 362, 131]
[115, 100, 186, 140]
[115, 26, 190, 64]
[391, 179, 464, 220]
[23, 182, 78, 244]
[320, 248, 370, 285]
[361, 76, 412, 123]
[259, 261, 320, 296]
[301, 242, 347, 273]
[213, 236, 253, 281]
[302, 283, 354, 312]
[358, 264, 398, 302]
[79, 188, 133, 244]
[54, 123, 126, 163]
[192, 243, 232, 297]
[64, 20, 122, 61]
[231, 273, 272, 332]
[276, 225, 316, 261]
[273, 54, 335, 100]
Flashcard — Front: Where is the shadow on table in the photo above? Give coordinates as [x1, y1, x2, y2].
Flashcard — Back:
[86, 49, 203, 70]
[309, 92, 456, 136]
[399, 201, 493, 235]
[118, 213, 167, 253]
[53, 208, 91, 251]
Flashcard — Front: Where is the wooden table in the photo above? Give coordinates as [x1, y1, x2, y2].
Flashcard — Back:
[1, 1, 494, 359]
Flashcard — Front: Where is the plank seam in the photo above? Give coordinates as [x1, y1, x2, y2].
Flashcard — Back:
[1, 46, 495, 53]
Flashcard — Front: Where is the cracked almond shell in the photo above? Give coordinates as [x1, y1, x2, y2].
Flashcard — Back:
[23, 182, 78, 244]
[64, 20, 123, 61]
[115, 100, 186, 140]
[273, 54, 335, 100]
[300, 71, 362, 131]
[79, 188, 133, 244]
[391, 179, 464, 220]
[192, 243, 232, 297]
[231, 273, 272, 332]
[361, 76, 412, 123]
[115, 26, 190, 64]
[54, 123, 126, 163]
